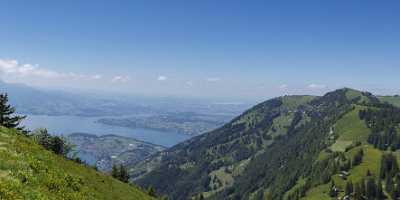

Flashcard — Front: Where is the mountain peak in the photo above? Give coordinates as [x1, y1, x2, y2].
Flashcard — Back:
[133, 87, 400, 200]
[324, 87, 379, 105]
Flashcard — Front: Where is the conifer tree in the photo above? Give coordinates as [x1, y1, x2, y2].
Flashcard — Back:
[147, 186, 156, 197]
[366, 178, 377, 199]
[360, 178, 366, 197]
[386, 175, 394, 194]
[0, 93, 25, 129]
[345, 180, 353, 196]
[111, 164, 120, 179]
[119, 164, 130, 183]
[111, 164, 130, 183]
[377, 181, 384, 200]
[352, 149, 364, 166]
[394, 174, 400, 199]
[329, 180, 337, 197]
[354, 182, 362, 200]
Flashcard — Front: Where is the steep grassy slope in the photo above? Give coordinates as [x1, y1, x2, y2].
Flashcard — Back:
[131, 88, 398, 200]
[0, 127, 152, 200]
[329, 105, 370, 152]
[298, 145, 383, 199]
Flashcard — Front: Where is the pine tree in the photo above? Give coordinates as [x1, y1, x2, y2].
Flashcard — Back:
[147, 186, 156, 197]
[198, 194, 204, 200]
[51, 136, 65, 155]
[366, 169, 372, 176]
[366, 178, 377, 199]
[381, 154, 388, 179]
[31, 128, 71, 156]
[111, 164, 120, 179]
[360, 178, 366, 197]
[329, 180, 337, 197]
[377, 181, 384, 200]
[352, 149, 364, 166]
[380, 153, 400, 179]
[394, 174, 400, 199]
[119, 164, 130, 183]
[0, 93, 25, 128]
[386, 175, 394, 194]
[345, 180, 353, 196]
[354, 182, 362, 200]
[111, 164, 130, 183]
[391, 155, 400, 176]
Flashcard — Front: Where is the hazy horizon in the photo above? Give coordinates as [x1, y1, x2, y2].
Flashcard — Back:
[1, 1, 399, 100]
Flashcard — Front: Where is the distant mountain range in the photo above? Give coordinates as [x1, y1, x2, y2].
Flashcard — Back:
[129, 88, 400, 200]
[0, 80, 250, 118]
[0, 80, 152, 116]
[67, 133, 165, 172]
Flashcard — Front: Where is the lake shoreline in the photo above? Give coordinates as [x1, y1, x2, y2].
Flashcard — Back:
[21, 114, 190, 147]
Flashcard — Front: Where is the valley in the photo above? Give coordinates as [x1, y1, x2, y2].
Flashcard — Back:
[67, 133, 165, 172]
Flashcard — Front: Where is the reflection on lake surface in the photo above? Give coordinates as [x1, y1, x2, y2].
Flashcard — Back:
[21, 115, 190, 147]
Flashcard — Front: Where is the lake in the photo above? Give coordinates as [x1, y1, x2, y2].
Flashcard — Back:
[21, 115, 190, 147]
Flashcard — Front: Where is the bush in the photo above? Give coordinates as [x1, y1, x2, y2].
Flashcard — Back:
[30, 128, 72, 156]
[111, 164, 130, 183]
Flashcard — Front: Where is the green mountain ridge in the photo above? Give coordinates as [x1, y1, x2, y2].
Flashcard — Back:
[131, 88, 400, 200]
[0, 127, 152, 200]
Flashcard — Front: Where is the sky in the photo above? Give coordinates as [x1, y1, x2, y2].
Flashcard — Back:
[0, 0, 399, 101]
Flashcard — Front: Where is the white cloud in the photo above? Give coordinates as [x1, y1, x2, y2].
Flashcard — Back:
[112, 75, 130, 83]
[308, 84, 326, 89]
[206, 77, 221, 82]
[91, 74, 102, 80]
[185, 81, 193, 87]
[0, 59, 103, 81]
[157, 75, 167, 81]
[279, 84, 288, 89]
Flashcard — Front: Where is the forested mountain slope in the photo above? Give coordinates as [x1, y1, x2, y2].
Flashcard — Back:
[0, 126, 152, 200]
[132, 88, 400, 200]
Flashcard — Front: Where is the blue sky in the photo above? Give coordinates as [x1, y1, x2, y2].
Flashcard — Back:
[0, 0, 399, 100]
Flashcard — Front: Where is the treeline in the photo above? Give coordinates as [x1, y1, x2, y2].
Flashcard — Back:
[287, 148, 400, 200]
[327, 153, 400, 200]
[285, 148, 364, 200]
[330, 177, 384, 200]
[30, 128, 73, 157]
[380, 153, 400, 199]
[359, 106, 400, 150]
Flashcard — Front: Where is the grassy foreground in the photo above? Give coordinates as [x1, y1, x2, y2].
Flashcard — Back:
[0, 126, 152, 200]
